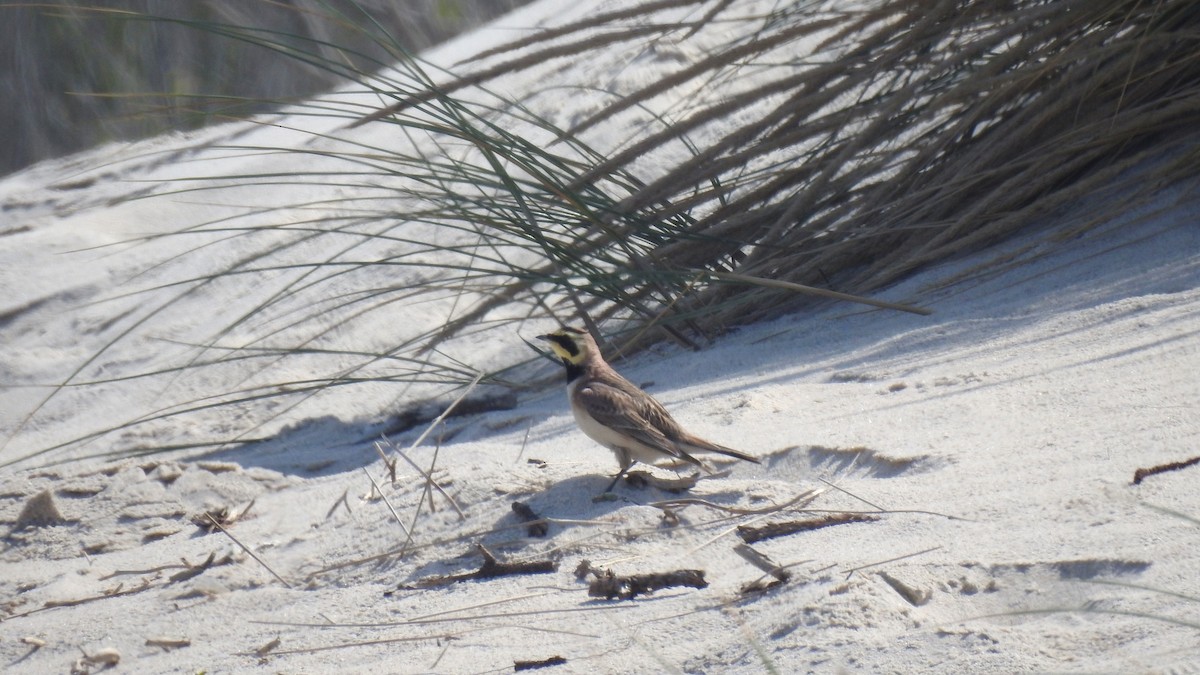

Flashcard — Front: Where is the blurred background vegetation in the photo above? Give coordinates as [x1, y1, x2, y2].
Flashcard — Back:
[0, 0, 528, 177]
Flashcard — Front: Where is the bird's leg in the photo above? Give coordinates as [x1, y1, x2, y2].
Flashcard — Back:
[600, 451, 637, 495]
[603, 463, 634, 494]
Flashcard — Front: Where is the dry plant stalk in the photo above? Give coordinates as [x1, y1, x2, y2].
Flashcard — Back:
[737, 513, 881, 544]
[514, 655, 568, 671]
[576, 560, 708, 600]
[1132, 455, 1200, 485]
[406, 544, 556, 588]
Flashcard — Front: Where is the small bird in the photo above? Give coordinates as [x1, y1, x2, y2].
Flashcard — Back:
[537, 326, 759, 492]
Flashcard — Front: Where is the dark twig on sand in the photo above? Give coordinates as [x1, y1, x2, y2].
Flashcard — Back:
[167, 551, 235, 584]
[1132, 455, 1200, 485]
[735, 543, 792, 595]
[407, 545, 556, 588]
[737, 513, 880, 544]
[514, 655, 568, 671]
[576, 560, 708, 600]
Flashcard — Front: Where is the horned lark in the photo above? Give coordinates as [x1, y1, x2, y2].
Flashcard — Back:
[538, 327, 758, 491]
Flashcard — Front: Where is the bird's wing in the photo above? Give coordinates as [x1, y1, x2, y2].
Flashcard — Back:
[603, 374, 759, 465]
[575, 380, 699, 464]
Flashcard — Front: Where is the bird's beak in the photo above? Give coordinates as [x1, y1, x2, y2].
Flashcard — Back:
[535, 334, 551, 342]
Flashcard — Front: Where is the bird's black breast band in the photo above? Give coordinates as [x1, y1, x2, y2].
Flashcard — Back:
[564, 361, 584, 383]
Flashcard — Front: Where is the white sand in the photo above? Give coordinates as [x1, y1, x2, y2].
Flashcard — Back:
[2, 1, 1198, 673]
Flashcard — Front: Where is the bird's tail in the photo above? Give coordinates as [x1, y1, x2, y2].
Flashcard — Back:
[680, 435, 760, 464]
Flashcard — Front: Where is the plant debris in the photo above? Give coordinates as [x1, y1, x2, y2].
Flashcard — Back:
[168, 551, 235, 584]
[1132, 455, 1200, 485]
[737, 513, 880, 543]
[191, 499, 256, 531]
[145, 637, 191, 651]
[405, 545, 556, 589]
[514, 655, 567, 671]
[576, 560, 708, 600]
[734, 543, 791, 595]
[511, 501, 548, 537]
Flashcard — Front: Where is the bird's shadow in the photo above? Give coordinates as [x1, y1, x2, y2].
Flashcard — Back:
[491, 468, 752, 538]
[397, 469, 753, 585]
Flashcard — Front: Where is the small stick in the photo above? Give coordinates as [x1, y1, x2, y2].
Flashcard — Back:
[101, 558, 211, 580]
[32, 579, 151, 613]
[578, 561, 708, 600]
[515, 655, 568, 671]
[168, 552, 234, 583]
[145, 637, 191, 651]
[407, 545, 556, 588]
[737, 513, 880, 544]
[733, 544, 790, 582]
[1132, 455, 1200, 485]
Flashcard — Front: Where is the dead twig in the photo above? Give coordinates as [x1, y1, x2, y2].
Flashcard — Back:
[1132, 455, 1200, 485]
[168, 551, 234, 584]
[405, 545, 556, 589]
[737, 513, 880, 544]
[99, 553, 228, 581]
[576, 560, 708, 600]
[735, 543, 793, 595]
[30, 579, 151, 615]
[733, 544, 790, 583]
[144, 637, 191, 651]
[515, 656, 568, 671]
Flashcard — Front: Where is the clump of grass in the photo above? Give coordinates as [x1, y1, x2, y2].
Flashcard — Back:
[4, 0, 1198, 465]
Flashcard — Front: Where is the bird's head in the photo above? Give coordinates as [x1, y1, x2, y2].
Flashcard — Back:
[536, 326, 593, 366]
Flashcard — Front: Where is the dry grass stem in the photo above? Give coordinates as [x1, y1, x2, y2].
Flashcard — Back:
[737, 513, 881, 544]
[204, 514, 293, 589]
